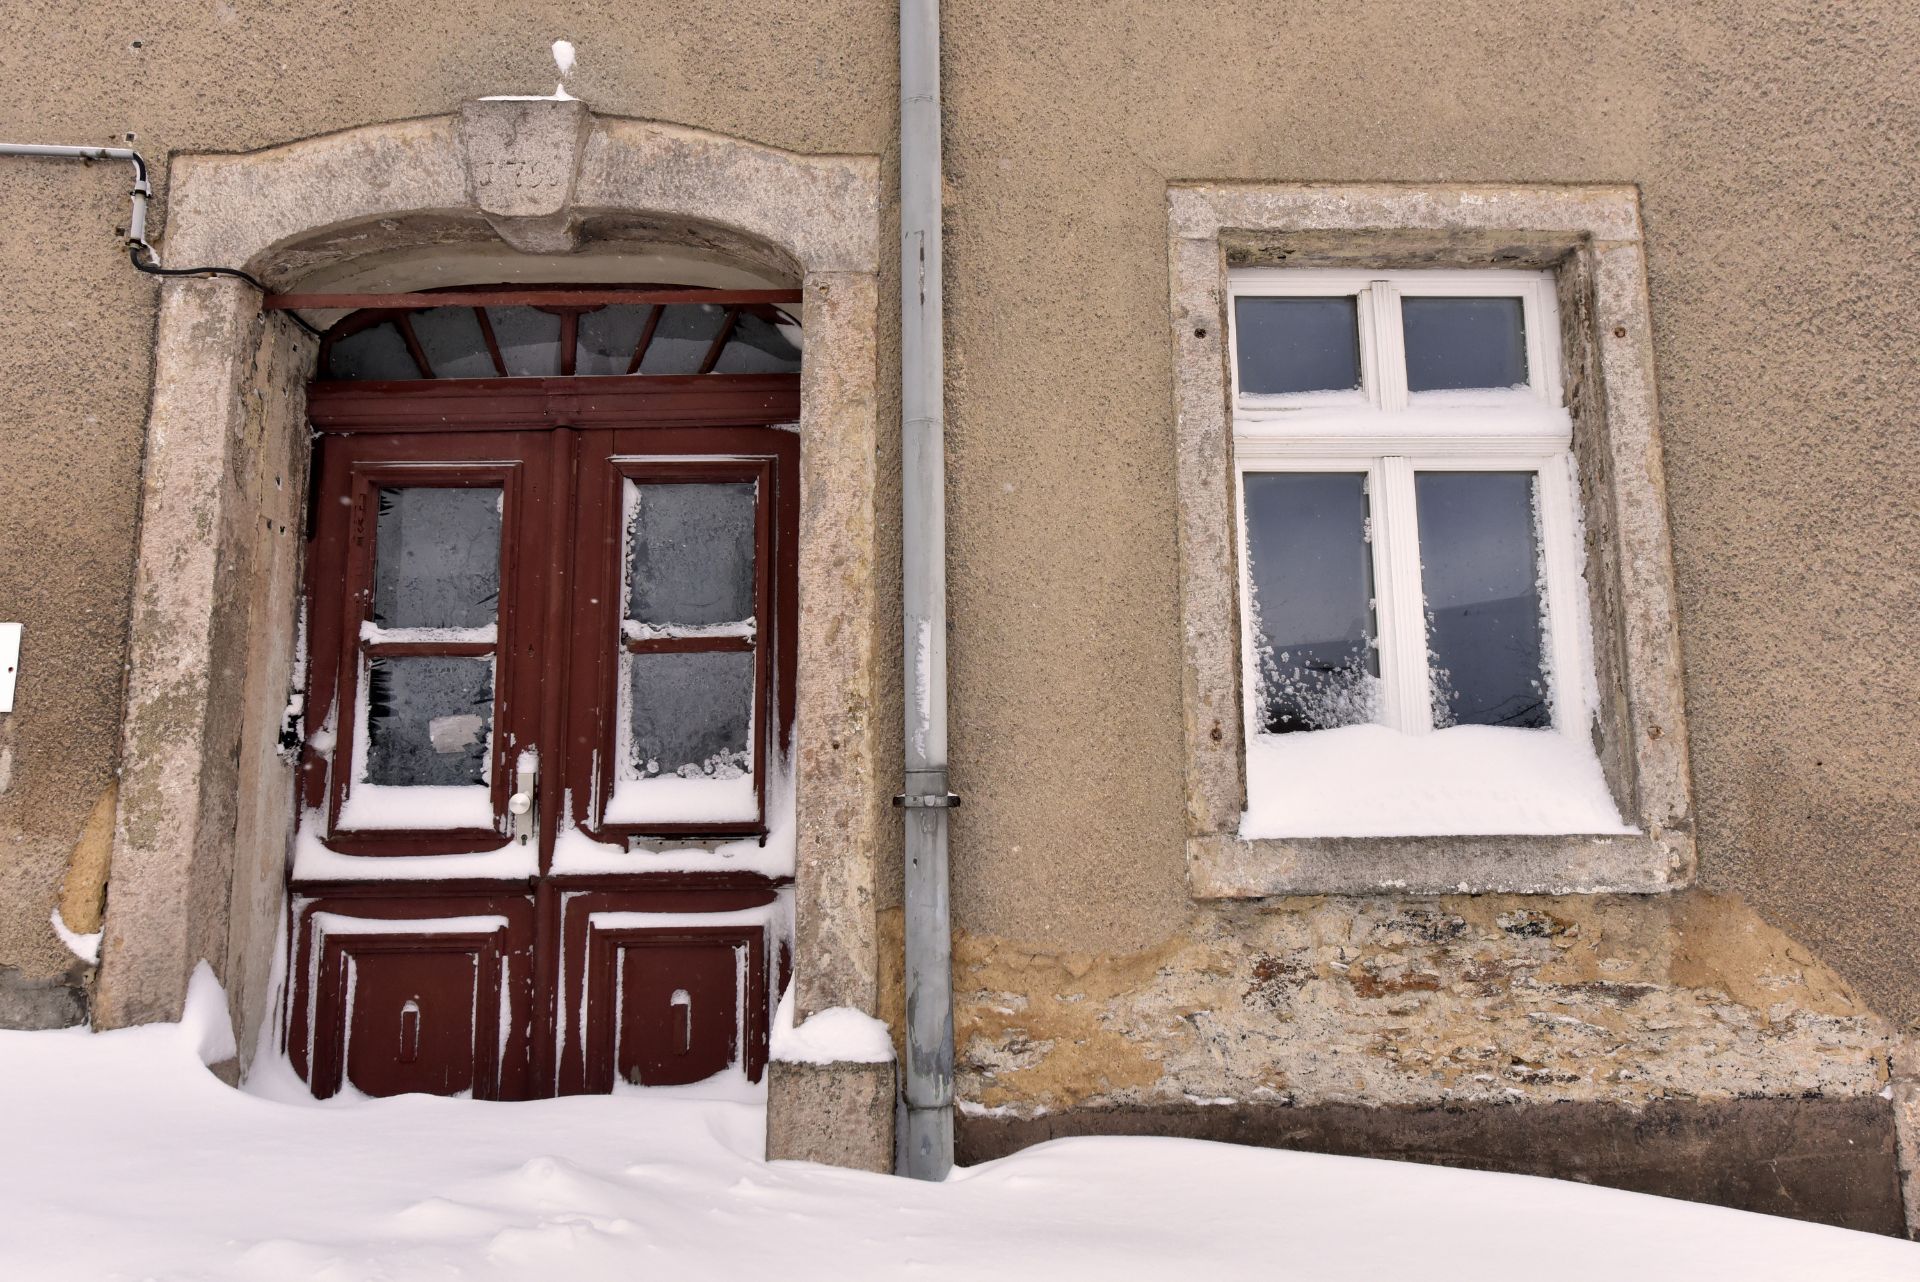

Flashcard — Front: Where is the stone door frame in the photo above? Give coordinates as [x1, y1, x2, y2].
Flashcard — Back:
[94, 100, 889, 1163]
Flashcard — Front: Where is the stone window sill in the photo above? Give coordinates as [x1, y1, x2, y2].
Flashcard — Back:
[1186, 830, 1693, 898]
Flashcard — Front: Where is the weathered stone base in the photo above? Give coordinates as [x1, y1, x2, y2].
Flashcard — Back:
[0, 963, 86, 1030]
[958, 1096, 1908, 1236]
[767, 1060, 897, 1173]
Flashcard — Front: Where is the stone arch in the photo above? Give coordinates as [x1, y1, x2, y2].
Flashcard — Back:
[97, 103, 887, 1160]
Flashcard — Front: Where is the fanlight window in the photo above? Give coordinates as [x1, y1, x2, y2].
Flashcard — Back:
[319, 292, 803, 381]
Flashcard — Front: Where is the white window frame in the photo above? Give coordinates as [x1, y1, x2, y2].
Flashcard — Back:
[1164, 183, 1697, 897]
[1228, 268, 1594, 757]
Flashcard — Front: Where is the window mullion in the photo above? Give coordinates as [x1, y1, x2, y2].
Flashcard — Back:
[1373, 456, 1431, 733]
[1369, 281, 1408, 411]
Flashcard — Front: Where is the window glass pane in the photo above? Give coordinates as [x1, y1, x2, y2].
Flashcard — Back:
[626, 481, 757, 626]
[1242, 472, 1379, 733]
[371, 486, 502, 631]
[575, 305, 655, 376]
[711, 311, 804, 374]
[1402, 296, 1528, 392]
[326, 322, 418, 380]
[365, 656, 494, 786]
[483, 306, 563, 377]
[1415, 471, 1549, 729]
[637, 304, 729, 375]
[1234, 296, 1362, 396]
[625, 650, 754, 781]
[409, 307, 496, 378]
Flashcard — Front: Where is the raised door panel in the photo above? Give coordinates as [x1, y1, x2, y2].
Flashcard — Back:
[614, 937, 743, 1087]
[289, 894, 535, 1100]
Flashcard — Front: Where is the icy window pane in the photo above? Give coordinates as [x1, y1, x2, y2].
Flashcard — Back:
[1242, 472, 1379, 733]
[711, 311, 804, 374]
[371, 487, 502, 630]
[1234, 297, 1362, 396]
[365, 656, 494, 786]
[1402, 296, 1528, 391]
[576, 305, 654, 376]
[407, 307, 496, 379]
[1415, 471, 1550, 729]
[626, 482, 757, 626]
[326, 322, 418, 380]
[483, 306, 563, 377]
[625, 650, 754, 782]
[636, 304, 728, 375]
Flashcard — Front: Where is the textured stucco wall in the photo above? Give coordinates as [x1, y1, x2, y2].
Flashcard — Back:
[0, 0, 1914, 1051]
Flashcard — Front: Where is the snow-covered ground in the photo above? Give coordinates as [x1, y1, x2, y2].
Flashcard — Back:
[2, 972, 1913, 1281]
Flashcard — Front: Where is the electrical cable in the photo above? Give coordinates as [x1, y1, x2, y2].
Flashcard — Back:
[126, 244, 324, 337]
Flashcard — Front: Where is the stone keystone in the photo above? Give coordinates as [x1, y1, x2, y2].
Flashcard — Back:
[457, 98, 591, 254]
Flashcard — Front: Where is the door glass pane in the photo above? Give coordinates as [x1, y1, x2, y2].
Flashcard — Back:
[710, 311, 804, 374]
[625, 482, 757, 627]
[483, 306, 563, 377]
[365, 655, 494, 786]
[410, 307, 496, 378]
[1234, 296, 1362, 396]
[1415, 471, 1549, 728]
[327, 322, 418, 380]
[636, 304, 729, 375]
[625, 650, 754, 781]
[1402, 296, 1529, 392]
[371, 487, 502, 631]
[576, 305, 655, 376]
[1242, 472, 1379, 733]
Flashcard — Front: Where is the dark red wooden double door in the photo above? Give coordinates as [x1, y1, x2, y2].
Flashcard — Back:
[285, 376, 799, 1099]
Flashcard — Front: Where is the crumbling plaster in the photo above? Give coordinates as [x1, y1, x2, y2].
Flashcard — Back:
[932, 892, 1892, 1119]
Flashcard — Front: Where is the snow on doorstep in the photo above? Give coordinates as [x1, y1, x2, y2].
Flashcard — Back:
[1, 1001, 1914, 1281]
[771, 987, 895, 1065]
[1241, 723, 1633, 839]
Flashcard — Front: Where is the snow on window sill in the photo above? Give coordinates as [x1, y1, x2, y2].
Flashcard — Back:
[1239, 724, 1633, 841]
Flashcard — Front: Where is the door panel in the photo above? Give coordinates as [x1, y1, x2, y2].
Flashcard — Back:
[292, 420, 796, 1101]
[289, 892, 535, 1100]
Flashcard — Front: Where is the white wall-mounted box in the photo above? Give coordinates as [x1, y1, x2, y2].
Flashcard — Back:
[0, 623, 20, 713]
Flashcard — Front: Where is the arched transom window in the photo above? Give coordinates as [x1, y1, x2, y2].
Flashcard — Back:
[317, 286, 803, 381]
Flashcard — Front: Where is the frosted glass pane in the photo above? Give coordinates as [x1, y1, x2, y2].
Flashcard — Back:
[1402, 296, 1528, 391]
[637, 304, 728, 375]
[365, 656, 493, 786]
[1242, 472, 1378, 733]
[711, 311, 803, 373]
[626, 651, 754, 781]
[409, 307, 496, 378]
[1416, 472, 1549, 728]
[576, 305, 655, 376]
[484, 306, 563, 377]
[1234, 297, 1361, 395]
[626, 482, 757, 626]
[327, 322, 418, 380]
[371, 487, 502, 630]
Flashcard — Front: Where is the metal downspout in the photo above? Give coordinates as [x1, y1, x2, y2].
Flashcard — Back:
[898, 0, 955, 1180]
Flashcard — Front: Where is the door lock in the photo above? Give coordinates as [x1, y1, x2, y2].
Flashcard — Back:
[509, 749, 538, 845]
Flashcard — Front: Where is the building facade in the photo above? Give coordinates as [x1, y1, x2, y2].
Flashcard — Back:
[0, 1, 1915, 1235]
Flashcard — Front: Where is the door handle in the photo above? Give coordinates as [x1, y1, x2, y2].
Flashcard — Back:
[509, 748, 538, 845]
[671, 989, 692, 1055]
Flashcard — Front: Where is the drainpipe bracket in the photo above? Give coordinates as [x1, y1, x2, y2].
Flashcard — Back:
[893, 793, 961, 809]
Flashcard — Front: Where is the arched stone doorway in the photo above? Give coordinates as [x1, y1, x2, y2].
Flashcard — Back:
[95, 101, 889, 1164]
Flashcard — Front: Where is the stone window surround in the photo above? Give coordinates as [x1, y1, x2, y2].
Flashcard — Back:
[91, 102, 892, 1166]
[1167, 183, 1695, 898]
